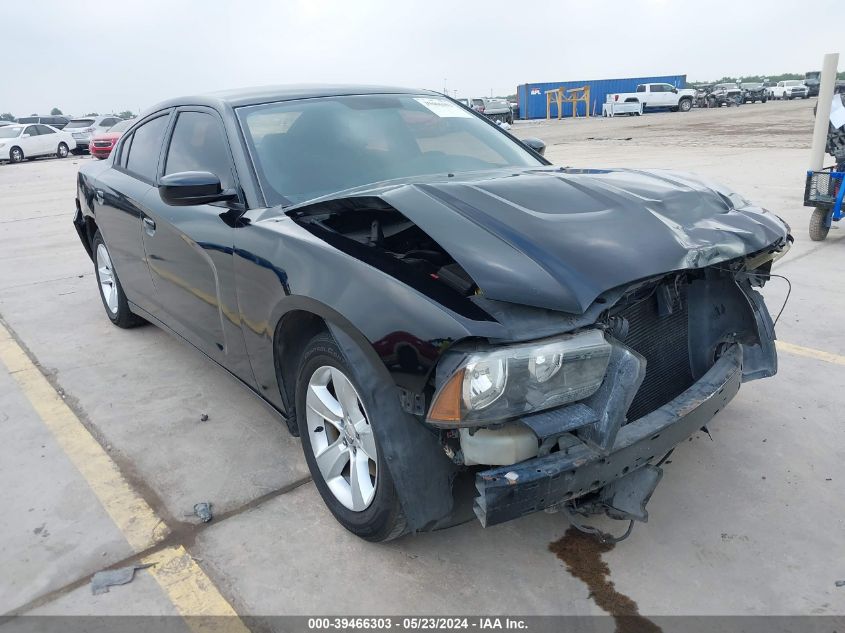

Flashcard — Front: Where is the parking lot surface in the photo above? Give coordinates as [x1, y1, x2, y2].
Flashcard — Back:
[1, 99, 843, 626]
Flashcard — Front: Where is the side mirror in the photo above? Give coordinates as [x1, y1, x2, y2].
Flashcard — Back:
[672, 87, 678, 93]
[159, 171, 237, 206]
[522, 137, 546, 156]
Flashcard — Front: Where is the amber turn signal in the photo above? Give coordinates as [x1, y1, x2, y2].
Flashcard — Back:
[426, 368, 465, 424]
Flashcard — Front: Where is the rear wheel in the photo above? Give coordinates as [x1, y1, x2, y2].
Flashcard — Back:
[92, 231, 145, 328]
[56, 142, 69, 159]
[809, 207, 832, 242]
[296, 332, 407, 542]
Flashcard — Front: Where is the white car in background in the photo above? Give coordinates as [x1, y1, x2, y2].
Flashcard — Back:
[769, 80, 810, 100]
[0, 124, 76, 163]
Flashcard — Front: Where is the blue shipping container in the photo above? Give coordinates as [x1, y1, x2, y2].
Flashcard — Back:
[517, 75, 687, 119]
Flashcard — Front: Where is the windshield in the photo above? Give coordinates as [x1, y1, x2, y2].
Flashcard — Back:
[0, 126, 22, 138]
[66, 119, 95, 129]
[108, 119, 133, 133]
[238, 94, 543, 205]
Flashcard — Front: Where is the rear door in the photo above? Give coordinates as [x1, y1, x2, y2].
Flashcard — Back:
[140, 107, 249, 373]
[36, 125, 58, 154]
[94, 112, 171, 314]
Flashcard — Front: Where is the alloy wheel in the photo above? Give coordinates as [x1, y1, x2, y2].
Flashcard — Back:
[96, 243, 118, 316]
[11, 148, 22, 162]
[58, 144, 68, 158]
[305, 365, 378, 511]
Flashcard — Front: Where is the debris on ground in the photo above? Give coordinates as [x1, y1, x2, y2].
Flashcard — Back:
[835, 580, 845, 588]
[200, 413, 209, 422]
[193, 502, 213, 522]
[91, 563, 153, 595]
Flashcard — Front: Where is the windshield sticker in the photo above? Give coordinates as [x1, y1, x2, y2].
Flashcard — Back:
[414, 97, 473, 118]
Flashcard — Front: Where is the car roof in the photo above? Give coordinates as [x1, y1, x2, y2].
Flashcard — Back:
[146, 84, 439, 112]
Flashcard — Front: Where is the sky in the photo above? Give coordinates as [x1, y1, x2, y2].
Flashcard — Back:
[4, 0, 844, 117]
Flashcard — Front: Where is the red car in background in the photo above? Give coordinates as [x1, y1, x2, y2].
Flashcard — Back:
[89, 118, 135, 159]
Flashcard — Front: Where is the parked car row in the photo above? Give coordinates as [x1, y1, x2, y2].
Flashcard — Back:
[454, 97, 515, 124]
[1, 115, 135, 164]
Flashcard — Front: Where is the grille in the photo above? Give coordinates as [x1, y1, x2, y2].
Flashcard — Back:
[93, 141, 112, 148]
[620, 285, 694, 422]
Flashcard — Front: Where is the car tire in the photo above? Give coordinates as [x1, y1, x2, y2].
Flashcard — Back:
[56, 142, 69, 159]
[9, 146, 23, 163]
[809, 207, 831, 242]
[92, 231, 145, 328]
[295, 331, 407, 542]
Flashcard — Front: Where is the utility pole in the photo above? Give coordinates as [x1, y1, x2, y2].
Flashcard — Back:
[810, 53, 840, 171]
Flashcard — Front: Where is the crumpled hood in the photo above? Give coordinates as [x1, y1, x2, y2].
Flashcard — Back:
[375, 167, 789, 314]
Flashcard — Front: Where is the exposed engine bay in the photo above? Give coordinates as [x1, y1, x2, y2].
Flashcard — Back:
[290, 197, 478, 297]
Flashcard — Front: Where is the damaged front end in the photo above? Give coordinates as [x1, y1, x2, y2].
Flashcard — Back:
[284, 167, 791, 533]
[429, 257, 786, 530]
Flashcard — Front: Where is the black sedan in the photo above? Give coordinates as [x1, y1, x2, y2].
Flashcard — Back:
[73, 85, 791, 541]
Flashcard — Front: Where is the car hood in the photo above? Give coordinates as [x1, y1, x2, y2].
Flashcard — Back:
[291, 167, 790, 315]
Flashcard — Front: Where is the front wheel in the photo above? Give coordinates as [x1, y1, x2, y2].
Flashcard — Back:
[56, 142, 69, 159]
[809, 207, 832, 241]
[296, 332, 407, 542]
[92, 231, 145, 328]
[9, 146, 23, 163]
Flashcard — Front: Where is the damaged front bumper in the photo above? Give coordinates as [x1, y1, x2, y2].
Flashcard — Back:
[474, 343, 743, 527]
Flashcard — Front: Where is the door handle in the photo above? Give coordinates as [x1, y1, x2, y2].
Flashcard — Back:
[142, 217, 156, 236]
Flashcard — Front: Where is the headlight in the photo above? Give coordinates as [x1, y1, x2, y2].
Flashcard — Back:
[427, 329, 611, 426]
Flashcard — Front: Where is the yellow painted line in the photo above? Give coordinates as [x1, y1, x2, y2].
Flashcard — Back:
[0, 321, 248, 629]
[778, 340, 845, 367]
[0, 322, 167, 552]
[142, 545, 246, 627]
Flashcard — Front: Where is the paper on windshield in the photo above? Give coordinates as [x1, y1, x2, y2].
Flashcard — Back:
[830, 95, 845, 130]
[414, 97, 473, 118]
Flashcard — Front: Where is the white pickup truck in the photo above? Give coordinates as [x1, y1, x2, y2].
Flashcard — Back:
[768, 80, 810, 100]
[609, 83, 696, 112]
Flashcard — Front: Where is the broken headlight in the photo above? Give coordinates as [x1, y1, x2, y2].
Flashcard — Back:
[427, 329, 611, 426]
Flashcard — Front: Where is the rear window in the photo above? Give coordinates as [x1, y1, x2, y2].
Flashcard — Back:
[66, 119, 95, 129]
[124, 115, 169, 182]
[471, 99, 484, 106]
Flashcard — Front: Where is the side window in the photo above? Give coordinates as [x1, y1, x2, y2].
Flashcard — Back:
[636, 85, 646, 93]
[118, 133, 133, 167]
[124, 115, 169, 182]
[24, 125, 39, 136]
[650, 85, 663, 93]
[164, 111, 233, 189]
[37, 125, 55, 135]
